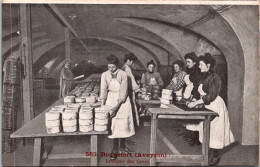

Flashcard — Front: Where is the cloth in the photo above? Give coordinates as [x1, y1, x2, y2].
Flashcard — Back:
[122, 64, 140, 127]
[141, 72, 164, 87]
[186, 72, 235, 149]
[105, 75, 135, 138]
[100, 69, 128, 103]
[183, 75, 194, 99]
[186, 67, 202, 100]
[59, 67, 73, 98]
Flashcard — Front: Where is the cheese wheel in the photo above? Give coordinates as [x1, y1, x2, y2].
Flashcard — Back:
[95, 118, 109, 125]
[81, 104, 92, 108]
[65, 108, 78, 113]
[67, 104, 80, 108]
[63, 126, 77, 133]
[62, 119, 77, 126]
[94, 124, 107, 131]
[46, 126, 60, 134]
[79, 111, 93, 120]
[79, 119, 93, 125]
[162, 89, 172, 95]
[161, 93, 173, 100]
[79, 125, 93, 132]
[75, 98, 86, 103]
[64, 96, 75, 103]
[160, 98, 171, 105]
[82, 93, 90, 97]
[45, 112, 60, 121]
[95, 111, 109, 119]
[46, 120, 60, 127]
[62, 112, 77, 120]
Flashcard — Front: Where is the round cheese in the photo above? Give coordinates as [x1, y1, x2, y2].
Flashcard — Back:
[95, 111, 109, 119]
[46, 120, 60, 127]
[45, 112, 60, 121]
[162, 89, 172, 95]
[62, 119, 77, 126]
[65, 108, 78, 113]
[79, 125, 93, 132]
[62, 112, 77, 120]
[160, 98, 171, 105]
[79, 119, 93, 126]
[79, 111, 93, 120]
[64, 96, 75, 103]
[63, 126, 77, 133]
[75, 98, 86, 103]
[95, 118, 109, 125]
[94, 124, 107, 131]
[67, 104, 80, 108]
[161, 93, 173, 100]
[46, 126, 60, 134]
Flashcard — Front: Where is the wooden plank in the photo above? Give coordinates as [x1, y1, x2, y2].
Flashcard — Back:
[65, 27, 71, 60]
[48, 153, 89, 159]
[158, 115, 205, 120]
[148, 106, 218, 116]
[33, 138, 43, 166]
[91, 135, 98, 166]
[150, 114, 158, 166]
[202, 116, 210, 166]
[156, 155, 203, 163]
[48, 4, 89, 52]
[157, 129, 180, 155]
[20, 4, 34, 123]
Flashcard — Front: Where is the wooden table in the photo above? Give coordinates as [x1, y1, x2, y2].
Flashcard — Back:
[147, 103, 218, 166]
[11, 86, 107, 166]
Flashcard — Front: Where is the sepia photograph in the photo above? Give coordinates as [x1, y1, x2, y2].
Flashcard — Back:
[1, 2, 259, 166]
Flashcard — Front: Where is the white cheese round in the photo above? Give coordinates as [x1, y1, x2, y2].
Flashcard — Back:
[95, 118, 109, 125]
[46, 120, 60, 127]
[162, 89, 173, 95]
[94, 124, 107, 131]
[79, 111, 93, 120]
[62, 119, 77, 126]
[75, 98, 86, 103]
[46, 126, 60, 134]
[45, 112, 60, 121]
[95, 111, 109, 119]
[79, 125, 93, 132]
[62, 112, 77, 120]
[160, 98, 171, 105]
[63, 126, 77, 133]
[79, 119, 93, 126]
[161, 93, 173, 100]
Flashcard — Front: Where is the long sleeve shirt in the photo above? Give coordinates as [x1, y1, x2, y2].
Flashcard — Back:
[186, 67, 202, 100]
[141, 72, 164, 87]
[166, 70, 186, 91]
[122, 64, 140, 92]
[100, 69, 128, 103]
[200, 72, 222, 105]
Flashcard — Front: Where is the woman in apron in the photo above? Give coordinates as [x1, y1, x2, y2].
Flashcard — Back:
[100, 55, 135, 160]
[187, 53, 235, 165]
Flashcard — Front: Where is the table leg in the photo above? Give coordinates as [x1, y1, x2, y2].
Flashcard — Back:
[33, 137, 43, 167]
[202, 116, 210, 166]
[150, 114, 158, 166]
[91, 135, 98, 166]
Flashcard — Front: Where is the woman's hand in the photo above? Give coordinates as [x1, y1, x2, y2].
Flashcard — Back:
[187, 101, 197, 108]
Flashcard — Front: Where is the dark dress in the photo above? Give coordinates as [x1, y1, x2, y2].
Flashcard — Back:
[186, 66, 202, 100]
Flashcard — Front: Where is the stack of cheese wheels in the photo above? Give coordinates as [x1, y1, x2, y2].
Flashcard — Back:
[50, 105, 67, 113]
[85, 96, 96, 104]
[62, 108, 78, 132]
[79, 107, 94, 132]
[94, 106, 109, 131]
[64, 96, 75, 105]
[45, 111, 61, 134]
[160, 89, 173, 106]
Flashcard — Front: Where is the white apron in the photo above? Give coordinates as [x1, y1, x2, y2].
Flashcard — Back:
[183, 75, 194, 99]
[196, 84, 235, 149]
[106, 78, 135, 138]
